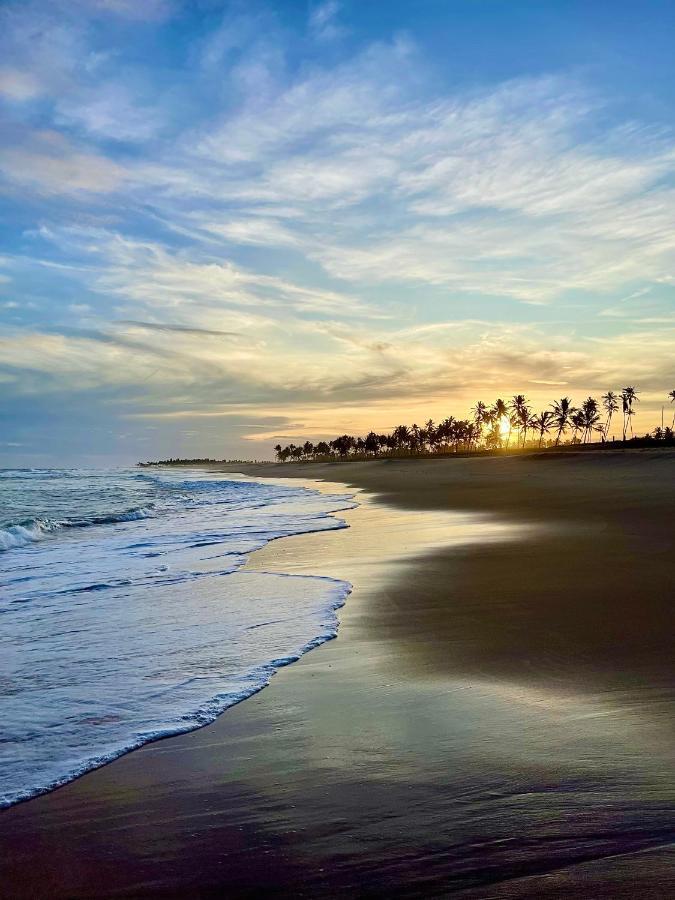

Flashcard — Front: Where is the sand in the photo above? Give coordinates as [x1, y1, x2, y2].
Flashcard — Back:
[1, 450, 674, 897]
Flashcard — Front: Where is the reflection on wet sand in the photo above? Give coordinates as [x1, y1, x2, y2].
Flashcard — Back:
[1, 455, 673, 898]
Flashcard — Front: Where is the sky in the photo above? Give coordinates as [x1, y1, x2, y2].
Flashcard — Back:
[1, 0, 674, 465]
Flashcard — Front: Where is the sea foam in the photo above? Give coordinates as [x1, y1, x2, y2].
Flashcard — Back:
[0, 469, 354, 808]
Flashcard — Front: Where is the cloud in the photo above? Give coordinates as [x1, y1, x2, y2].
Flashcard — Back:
[116, 321, 243, 338]
[195, 216, 302, 249]
[34, 224, 380, 319]
[68, 0, 174, 21]
[1, 1, 674, 461]
[145, 55, 675, 305]
[55, 85, 164, 143]
[0, 130, 128, 194]
[309, 1, 346, 42]
[0, 67, 41, 101]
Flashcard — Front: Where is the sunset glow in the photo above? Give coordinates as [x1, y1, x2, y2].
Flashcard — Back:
[499, 417, 512, 440]
[0, 1, 673, 465]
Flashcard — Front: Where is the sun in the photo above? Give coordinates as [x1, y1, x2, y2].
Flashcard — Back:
[499, 416, 511, 439]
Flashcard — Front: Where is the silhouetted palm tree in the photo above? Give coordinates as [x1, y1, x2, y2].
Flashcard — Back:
[471, 401, 487, 447]
[425, 419, 437, 452]
[491, 399, 507, 447]
[621, 387, 639, 440]
[551, 397, 576, 445]
[532, 410, 555, 448]
[579, 397, 601, 443]
[271, 382, 675, 461]
[601, 391, 619, 442]
[511, 395, 535, 447]
[392, 424, 410, 452]
[364, 431, 379, 455]
[570, 409, 584, 443]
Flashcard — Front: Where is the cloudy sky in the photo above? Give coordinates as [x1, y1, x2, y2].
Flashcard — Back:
[1, 0, 674, 464]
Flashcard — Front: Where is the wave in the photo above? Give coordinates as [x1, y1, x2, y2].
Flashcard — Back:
[0, 518, 63, 551]
[0, 506, 155, 552]
[1, 573, 350, 809]
[1, 470, 357, 810]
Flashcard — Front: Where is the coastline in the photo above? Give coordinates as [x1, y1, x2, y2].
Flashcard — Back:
[1, 453, 674, 897]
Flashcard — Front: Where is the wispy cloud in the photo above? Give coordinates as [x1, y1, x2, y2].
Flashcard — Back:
[309, 1, 346, 42]
[0, 129, 129, 194]
[70, 0, 174, 21]
[1, 0, 674, 461]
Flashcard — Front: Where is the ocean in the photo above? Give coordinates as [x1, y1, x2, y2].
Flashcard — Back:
[0, 467, 354, 808]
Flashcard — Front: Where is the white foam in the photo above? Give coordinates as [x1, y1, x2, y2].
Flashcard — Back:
[0, 472, 354, 808]
[0, 518, 61, 550]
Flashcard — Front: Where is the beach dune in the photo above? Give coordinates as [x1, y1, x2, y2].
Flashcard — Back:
[1, 451, 674, 897]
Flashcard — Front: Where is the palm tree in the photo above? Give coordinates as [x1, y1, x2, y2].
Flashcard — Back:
[532, 410, 555, 448]
[453, 419, 470, 452]
[601, 391, 619, 442]
[471, 402, 487, 447]
[331, 435, 355, 457]
[438, 417, 455, 451]
[392, 424, 410, 452]
[493, 398, 507, 420]
[271, 383, 675, 461]
[509, 394, 530, 446]
[578, 397, 601, 443]
[424, 419, 437, 452]
[492, 399, 508, 447]
[364, 431, 379, 455]
[466, 421, 481, 449]
[551, 397, 576, 445]
[570, 409, 584, 443]
[511, 395, 534, 448]
[621, 387, 639, 440]
[378, 433, 392, 455]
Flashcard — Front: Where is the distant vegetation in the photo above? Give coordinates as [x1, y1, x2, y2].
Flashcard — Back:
[137, 457, 272, 467]
[273, 387, 675, 462]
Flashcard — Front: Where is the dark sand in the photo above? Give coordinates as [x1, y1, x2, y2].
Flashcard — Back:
[1, 451, 674, 897]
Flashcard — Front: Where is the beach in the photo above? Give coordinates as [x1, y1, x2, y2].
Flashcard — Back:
[1, 451, 674, 897]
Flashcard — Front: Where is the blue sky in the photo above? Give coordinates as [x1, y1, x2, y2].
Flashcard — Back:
[1, 0, 674, 464]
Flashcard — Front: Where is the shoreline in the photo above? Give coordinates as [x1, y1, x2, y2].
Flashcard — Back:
[1, 454, 674, 897]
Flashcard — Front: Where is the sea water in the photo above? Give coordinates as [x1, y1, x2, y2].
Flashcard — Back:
[0, 468, 354, 808]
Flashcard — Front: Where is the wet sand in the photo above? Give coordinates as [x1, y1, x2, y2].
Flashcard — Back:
[1, 451, 674, 897]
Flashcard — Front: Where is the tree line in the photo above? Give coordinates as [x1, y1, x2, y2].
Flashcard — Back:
[273, 388, 675, 462]
[137, 457, 270, 467]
